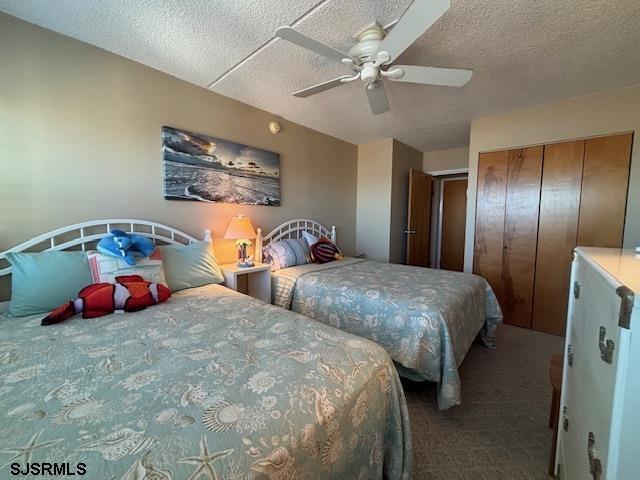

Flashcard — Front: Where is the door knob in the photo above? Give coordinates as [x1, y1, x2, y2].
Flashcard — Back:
[404, 230, 416, 234]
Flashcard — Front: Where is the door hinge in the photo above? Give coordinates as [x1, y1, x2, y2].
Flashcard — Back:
[567, 344, 574, 367]
[562, 406, 569, 432]
[599, 327, 615, 364]
[616, 285, 634, 329]
[573, 281, 581, 299]
[588, 432, 603, 480]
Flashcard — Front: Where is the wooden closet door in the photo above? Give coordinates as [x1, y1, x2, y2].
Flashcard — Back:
[474, 151, 509, 307]
[577, 133, 633, 248]
[502, 146, 543, 328]
[532, 140, 585, 335]
[440, 178, 467, 271]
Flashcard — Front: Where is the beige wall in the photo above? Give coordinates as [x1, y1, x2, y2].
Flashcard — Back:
[355, 138, 421, 263]
[355, 139, 393, 261]
[0, 13, 357, 300]
[464, 83, 640, 272]
[423, 146, 469, 172]
[389, 139, 423, 264]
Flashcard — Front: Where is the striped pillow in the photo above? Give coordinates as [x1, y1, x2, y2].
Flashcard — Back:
[309, 238, 341, 264]
[263, 238, 310, 271]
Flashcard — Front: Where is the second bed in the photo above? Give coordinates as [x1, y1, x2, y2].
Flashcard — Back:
[257, 220, 503, 410]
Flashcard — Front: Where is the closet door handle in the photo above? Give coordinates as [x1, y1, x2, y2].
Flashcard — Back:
[404, 230, 416, 235]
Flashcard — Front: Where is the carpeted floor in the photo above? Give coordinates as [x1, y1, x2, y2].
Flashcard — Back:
[403, 324, 565, 480]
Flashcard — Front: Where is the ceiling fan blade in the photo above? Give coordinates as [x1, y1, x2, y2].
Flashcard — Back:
[365, 82, 390, 115]
[376, 0, 450, 64]
[276, 26, 355, 64]
[293, 75, 353, 98]
[388, 65, 473, 87]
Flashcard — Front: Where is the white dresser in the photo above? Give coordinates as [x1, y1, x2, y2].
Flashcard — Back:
[556, 247, 640, 480]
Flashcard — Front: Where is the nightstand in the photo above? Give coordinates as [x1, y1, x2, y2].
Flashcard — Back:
[220, 262, 271, 303]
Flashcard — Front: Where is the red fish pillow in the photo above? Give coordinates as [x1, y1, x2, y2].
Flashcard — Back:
[42, 275, 170, 326]
[309, 238, 344, 264]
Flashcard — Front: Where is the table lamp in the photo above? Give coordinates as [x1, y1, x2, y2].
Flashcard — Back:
[224, 214, 256, 268]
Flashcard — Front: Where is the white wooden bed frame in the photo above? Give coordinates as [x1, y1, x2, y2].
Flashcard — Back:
[255, 219, 336, 263]
[0, 218, 211, 278]
[0, 219, 211, 313]
[0, 218, 332, 311]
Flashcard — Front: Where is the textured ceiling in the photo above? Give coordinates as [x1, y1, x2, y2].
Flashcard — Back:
[2, 0, 640, 152]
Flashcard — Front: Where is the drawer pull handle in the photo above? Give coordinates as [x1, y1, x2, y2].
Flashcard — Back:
[616, 285, 634, 329]
[598, 327, 615, 364]
[567, 344, 574, 367]
[573, 281, 581, 299]
[588, 432, 602, 480]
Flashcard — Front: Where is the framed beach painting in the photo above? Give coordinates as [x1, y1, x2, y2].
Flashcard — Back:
[162, 126, 280, 205]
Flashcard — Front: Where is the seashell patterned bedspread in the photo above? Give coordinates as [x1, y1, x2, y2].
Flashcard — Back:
[0, 284, 411, 479]
[272, 259, 503, 410]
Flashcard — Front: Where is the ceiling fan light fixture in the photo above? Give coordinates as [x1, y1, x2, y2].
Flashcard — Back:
[360, 64, 379, 84]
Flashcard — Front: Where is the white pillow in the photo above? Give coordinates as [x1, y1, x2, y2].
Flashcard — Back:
[301, 231, 319, 247]
[86, 249, 167, 286]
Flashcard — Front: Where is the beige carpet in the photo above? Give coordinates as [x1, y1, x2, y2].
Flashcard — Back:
[403, 324, 565, 480]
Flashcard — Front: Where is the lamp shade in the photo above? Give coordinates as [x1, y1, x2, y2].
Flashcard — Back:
[224, 215, 256, 240]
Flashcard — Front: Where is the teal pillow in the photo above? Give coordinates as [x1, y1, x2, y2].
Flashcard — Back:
[6, 251, 93, 317]
[159, 241, 224, 292]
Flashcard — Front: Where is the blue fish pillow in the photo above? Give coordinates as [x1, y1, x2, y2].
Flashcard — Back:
[97, 229, 156, 265]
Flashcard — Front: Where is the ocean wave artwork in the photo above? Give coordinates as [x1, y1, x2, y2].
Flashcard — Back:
[162, 126, 280, 206]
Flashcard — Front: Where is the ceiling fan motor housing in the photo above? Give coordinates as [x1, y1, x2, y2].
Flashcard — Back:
[348, 23, 386, 62]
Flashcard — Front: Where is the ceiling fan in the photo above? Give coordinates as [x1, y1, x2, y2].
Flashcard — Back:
[275, 0, 472, 115]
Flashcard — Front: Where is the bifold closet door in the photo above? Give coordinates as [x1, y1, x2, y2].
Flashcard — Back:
[474, 132, 632, 334]
[532, 140, 585, 335]
[501, 147, 543, 328]
[577, 133, 633, 248]
[473, 151, 508, 308]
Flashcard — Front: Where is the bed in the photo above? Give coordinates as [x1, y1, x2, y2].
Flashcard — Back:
[256, 219, 503, 410]
[0, 220, 411, 479]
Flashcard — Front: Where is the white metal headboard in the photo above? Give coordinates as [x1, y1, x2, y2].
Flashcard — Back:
[0, 219, 211, 277]
[255, 218, 336, 263]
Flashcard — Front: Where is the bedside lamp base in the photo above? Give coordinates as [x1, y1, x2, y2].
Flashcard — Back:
[237, 244, 254, 268]
[237, 258, 255, 268]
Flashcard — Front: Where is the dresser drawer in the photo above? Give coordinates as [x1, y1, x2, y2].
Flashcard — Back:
[560, 256, 623, 478]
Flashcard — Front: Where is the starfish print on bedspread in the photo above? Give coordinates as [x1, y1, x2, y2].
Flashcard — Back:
[178, 435, 233, 480]
[0, 430, 64, 468]
[343, 352, 368, 380]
